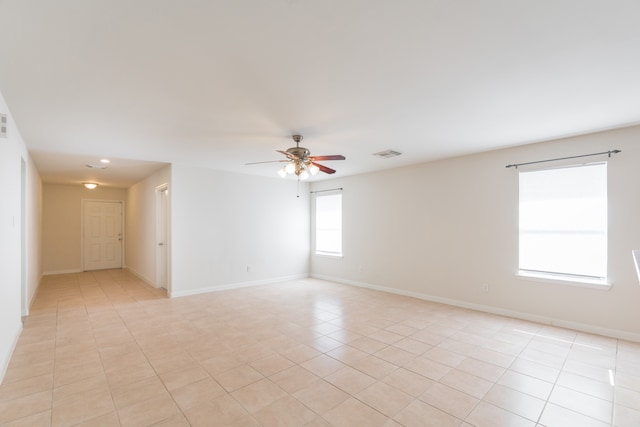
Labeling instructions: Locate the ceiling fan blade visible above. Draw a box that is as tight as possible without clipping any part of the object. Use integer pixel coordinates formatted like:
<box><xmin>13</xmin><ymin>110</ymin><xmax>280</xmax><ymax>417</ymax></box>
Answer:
<box><xmin>277</xmin><ymin>150</ymin><xmax>298</xmax><ymax>160</ymax></box>
<box><xmin>312</xmin><ymin>162</ymin><xmax>336</xmax><ymax>174</ymax></box>
<box><xmin>309</xmin><ymin>155</ymin><xmax>345</xmax><ymax>161</ymax></box>
<box><xmin>245</xmin><ymin>160</ymin><xmax>289</xmax><ymax>165</ymax></box>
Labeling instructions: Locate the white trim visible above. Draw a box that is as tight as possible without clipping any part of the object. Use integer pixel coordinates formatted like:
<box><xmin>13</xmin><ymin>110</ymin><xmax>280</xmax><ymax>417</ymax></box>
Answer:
<box><xmin>124</xmin><ymin>266</ymin><xmax>155</xmax><ymax>288</ymax></box>
<box><xmin>20</xmin><ymin>157</ymin><xmax>27</xmax><ymax>317</ymax></box>
<box><xmin>310</xmin><ymin>273</ymin><xmax>640</xmax><ymax>343</ymax></box>
<box><xmin>518</xmin><ymin>163</ymin><xmax>608</xmax><ymax>283</ymax></box>
<box><xmin>43</xmin><ymin>268</ymin><xmax>83</xmax><ymax>276</ymax></box>
<box><xmin>0</xmin><ymin>322</ymin><xmax>22</xmax><ymax>384</ymax></box>
<box><xmin>155</xmin><ymin>184</ymin><xmax>169</xmax><ymax>292</ymax></box>
<box><xmin>170</xmin><ymin>274</ymin><xmax>309</xmax><ymax>298</ymax></box>
<box><xmin>313</xmin><ymin>191</ymin><xmax>343</xmax><ymax>258</ymax></box>
<box><xmin>517</xmin><ymin>272</ymin><xmax>611</xmax><ymax>290</ymax></box>
<box><xmin>314</xmin><ymin>252</ymin><xmax>343</xmax><ymax>259</ymax></box>
<box><xmin>27</xmin><ymin>272</ymin><xmax>43</xmax><ymax>315</ymax></box>
<box><xmin>632</xmin><ymin>250</ymin><xmax>640</xmax><ymax>285</ymax></box>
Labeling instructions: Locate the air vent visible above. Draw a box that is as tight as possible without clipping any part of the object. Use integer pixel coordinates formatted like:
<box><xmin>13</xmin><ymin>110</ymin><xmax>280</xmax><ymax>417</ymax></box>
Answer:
<box><xmin>86</xmin><ymin>163</ymin><xmax>108</xmax><ymax>169</ymax></box>
<box><xmin>0</xmin><ymin>114</ymin><xmax>7</xmax><ymax>138</ymax></box>
<box><xmin>373</xmin><ymin>149</ymin><xmax>402</xmax><ymax>159</ymax></box>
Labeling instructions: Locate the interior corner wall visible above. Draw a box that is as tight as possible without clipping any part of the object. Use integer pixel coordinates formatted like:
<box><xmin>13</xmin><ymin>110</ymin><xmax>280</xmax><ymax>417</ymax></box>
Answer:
<box><xmin>25</xmin><ymin>154</ymin><xmax>42</xmax><ymax>314</ymax></box>
<box><xmin>310</xmin><ymin>125</ymin><xmax>640</xmax><ymax>341</ymax></box>
<box><xmin>0</xmin><ymin>91</ymin><xmax>42</xmax><ymax>383</ymax></box>
<box><xmin>125</xmin><ymin>165</ymin><xmax>171</xmax><ymax>286</ymax></box>
<box><xmin>170</xmin><ymin>164</ymin><xmax>310</xmax><ymax>297</ymax></box>
<box><xmin>42</xmin><ymin>184</ymin><xmax>128</xmax><ymax>274</ymax></box>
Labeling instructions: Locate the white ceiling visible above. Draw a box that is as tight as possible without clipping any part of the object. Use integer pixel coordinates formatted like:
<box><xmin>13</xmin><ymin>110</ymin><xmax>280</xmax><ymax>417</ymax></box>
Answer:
<box><xmin>1</xmin><ymin>0</ymin><xmax>639</xmax><ymax>187</ymax></box>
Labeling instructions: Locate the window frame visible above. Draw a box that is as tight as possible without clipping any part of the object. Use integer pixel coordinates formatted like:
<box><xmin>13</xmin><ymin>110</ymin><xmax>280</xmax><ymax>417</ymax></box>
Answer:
<box><xmin>517</xmin><ymin>162</ymin><xmax>610</xmax><ymax>288</ymax></box>
<box><xmin>313</xmin><ymin>190</ymin><xmax>343</xmax><ymax>257</ymax></box>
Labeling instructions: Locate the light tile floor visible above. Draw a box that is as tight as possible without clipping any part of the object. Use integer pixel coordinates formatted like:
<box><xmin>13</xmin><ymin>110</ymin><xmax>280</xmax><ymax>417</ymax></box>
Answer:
<box><xmin>1</xmin><ymin>270</ymin><xmax>639</xmax><ymax>426</ymax></box>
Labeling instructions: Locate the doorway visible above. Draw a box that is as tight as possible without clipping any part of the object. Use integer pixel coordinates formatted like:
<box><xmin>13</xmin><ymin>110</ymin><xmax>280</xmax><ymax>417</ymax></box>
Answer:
<box><xmin>82</xmin><ymin>200</ymin><xmax>123</xmax><ymax>271</ymax></box>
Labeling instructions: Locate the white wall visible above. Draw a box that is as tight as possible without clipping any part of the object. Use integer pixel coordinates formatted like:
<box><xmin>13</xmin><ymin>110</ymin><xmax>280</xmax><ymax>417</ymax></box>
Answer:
<box><xmin>0</xmin><ymin>92</ymin><xmax>41</xmax><ymax>383</ymax></box>
<box><xmin>42</xmin><ymin>184</ymin><xmax>127</xmax><ymax>274</ymax></box>
<box><xmin>170</xmin><ymin>164</ymin><xmax>310</xmax><ymax>297</ymax></box>
<box><xmin>311</xmin><ymin>125</ymin><xmax>640</xmax><ymax>341</ymax></box>
<box><xmin>24</xmin><ymin>154</ymin><xmax>42</xmax><ymax>314</ymax></box>
<box><xmin>125</xmin><ymin>165</ymin><xmax>171</xmax><ymax>286</ymax></box>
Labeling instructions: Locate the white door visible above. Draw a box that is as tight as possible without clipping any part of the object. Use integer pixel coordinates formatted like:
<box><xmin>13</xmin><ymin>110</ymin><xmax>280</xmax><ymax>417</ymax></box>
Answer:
<box><xmin>156</xmin><ymin>186</ymin><xmax>168</xmax><ymax>289</ymax></box>
<box><xmin>83</xmin><ymin>200</ymin><xmax>123</xmax><ymax>271</ymax></box>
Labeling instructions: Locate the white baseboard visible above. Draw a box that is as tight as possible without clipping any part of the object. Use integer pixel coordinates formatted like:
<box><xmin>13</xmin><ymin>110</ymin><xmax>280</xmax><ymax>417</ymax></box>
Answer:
<box><xmin>170</xmin><ymin>274</ymin><xmax>309</xmax><ymax>298</ymax></box>
<box><xmin>0</xmin><ymin>322</ymin><xmax>22</xmax><ymax>385</ymax></box>
<box><xmin>311</xmin><ymin>274</ymin><xmax>640</xmax><ymax>343</ymax></box>
<box><xmin>124</xmin><ymin>266</ymin><xmax>156</xmax><ymax>288</ymax></box>
<box><xmin>42</xmin><ymin>269</ymin><xmax>82</xmax><ymax>276</ymax></box>
<box><xmin>22</xmin><ymin>272</ymin><xmax>44</xmax><ymax>317</ymax></box>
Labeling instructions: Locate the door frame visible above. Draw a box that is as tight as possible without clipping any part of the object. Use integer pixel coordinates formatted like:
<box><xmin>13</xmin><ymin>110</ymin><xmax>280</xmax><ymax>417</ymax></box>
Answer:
<box><xmin>81</xmin><ymin>199</ymin><xmax>125</xmax><ymax>271</ymax></box>
<box><xmin>20</xmin><ymin>158</ymin><xmax>27</xmax><ymax>316</ymax></box>
<box><xmin>155</xmin><ymin>184</ymin><xmax>169</xmax><ymax>292</ymax></box>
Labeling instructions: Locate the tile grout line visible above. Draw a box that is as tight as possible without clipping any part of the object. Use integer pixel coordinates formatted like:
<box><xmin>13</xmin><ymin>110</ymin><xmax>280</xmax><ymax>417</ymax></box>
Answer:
<box><xmin>459</xmin><ymin>324</ymin><xmax>535</xmax><ymax>426</ymax></box>
<box><xmin>91</xmin><ymin>270</ymin><xmax>128</xmax><ymax>427</ymax></box>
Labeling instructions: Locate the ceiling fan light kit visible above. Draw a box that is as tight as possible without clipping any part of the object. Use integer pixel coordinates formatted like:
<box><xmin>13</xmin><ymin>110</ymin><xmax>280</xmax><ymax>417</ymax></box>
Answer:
<box><xmin>246</xmin><ymin>135</ymin><xmax>345</xmax><ymax>180</ymax></box>
<box><xmin>278</xmin><ymin>155</ymin><xmax>319</xmax><ymax>180</ymax></box>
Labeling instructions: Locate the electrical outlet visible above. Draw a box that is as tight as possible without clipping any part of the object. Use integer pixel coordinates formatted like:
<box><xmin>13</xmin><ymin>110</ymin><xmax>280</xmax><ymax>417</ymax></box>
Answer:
<box><xmin>482</xmin><ymin>283</ymin><xmax>489</xmax><ymax>292</ymax></box>
<box><xmin>246</xmin><ymin>265</ymin><xmax>251</xmax><ymax>273</ymax></box>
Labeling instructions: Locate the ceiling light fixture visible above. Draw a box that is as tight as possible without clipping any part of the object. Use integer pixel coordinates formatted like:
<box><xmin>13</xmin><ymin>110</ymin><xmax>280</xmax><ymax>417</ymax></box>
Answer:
<box><xmin>275</xmin><ymin>135</ymin><xmax>324</xmax><ymax>180</ymax></box>
<box><xmin>100</xmin><ymin>158</ymin><xmax>110</xmax><ymax>164</ymax></box>
<box><xmin>278</xmin><ymin>158</ymin><xmax>319</xmax><ymax>180</ymax></box>
<box><xmin>246</xmin><ymin>135</ymin><xmax>345</xmax><ymax>178</ymax></box>
<box><xmin>83</xmin><ymin>183</ymin><xmax>98</xmax><ymax>189</ymax></box>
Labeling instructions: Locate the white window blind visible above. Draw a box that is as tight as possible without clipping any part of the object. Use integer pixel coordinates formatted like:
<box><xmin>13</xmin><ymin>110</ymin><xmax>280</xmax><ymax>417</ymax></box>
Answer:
<box><xmin>519</xmin><ymin>163</ymin><xmax>607</xmax><ymax>282</ymax></box>
<box><xmin>315</xmin><ymin>192</ymin><xmax>342</xmax><ymax>256</ymax></box>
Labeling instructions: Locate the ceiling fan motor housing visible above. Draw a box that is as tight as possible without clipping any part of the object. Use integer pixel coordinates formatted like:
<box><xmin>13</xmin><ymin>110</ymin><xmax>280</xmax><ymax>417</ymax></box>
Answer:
<box><xmin>286</xmin><ymin>146</ymin><xmax>311</xmax><ymax>159</ymax></box>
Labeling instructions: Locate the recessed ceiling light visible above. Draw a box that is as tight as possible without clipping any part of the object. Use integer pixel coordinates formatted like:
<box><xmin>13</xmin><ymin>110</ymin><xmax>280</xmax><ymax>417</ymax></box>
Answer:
<box><xmin>100</xmin><ymin>158</ymin><xmax>110</xmax><ymax>164</ymax></box>
<box><xmin>83</xmin><ymin>183</ymin><xmax>98</xmax><ymax>189</ymax></box>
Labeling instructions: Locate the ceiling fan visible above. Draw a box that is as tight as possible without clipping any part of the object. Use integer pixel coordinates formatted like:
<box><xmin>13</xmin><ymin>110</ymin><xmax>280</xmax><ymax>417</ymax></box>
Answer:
<box><xmin>246</xmin><ymin>135</ymin><xmax>346</xmax><ymax>179</ymax></box>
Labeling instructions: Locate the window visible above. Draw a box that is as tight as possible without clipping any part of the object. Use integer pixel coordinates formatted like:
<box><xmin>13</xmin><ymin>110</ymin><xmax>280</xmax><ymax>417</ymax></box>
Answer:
<box><xmin>315</xmin><ymin>192</ymin><xmax>342</xmax><ymax>256</ymax></box>
<box><xmin>519</xmin><ymin>163</ymin><xmax>607</xmax><ymax>284</ymax></box>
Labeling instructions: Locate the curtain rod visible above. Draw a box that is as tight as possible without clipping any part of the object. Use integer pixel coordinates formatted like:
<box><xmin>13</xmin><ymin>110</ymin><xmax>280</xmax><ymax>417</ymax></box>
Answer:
<box><xmin>310</xmin><ymin>187</ymin><xmax>343</xmax><ymax>194</ymax></box>
<box><xmin>505</xmin><ymin>149</ymin><xmax>621</xmax><ymax>169</ymax></box>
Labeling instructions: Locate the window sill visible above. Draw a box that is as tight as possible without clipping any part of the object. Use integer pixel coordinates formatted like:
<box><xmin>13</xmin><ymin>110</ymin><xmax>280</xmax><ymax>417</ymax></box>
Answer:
<box><xmin>517</xmin><ymin>271</ymin><xmax>611</xmax><ymax>290</ymax></box>
<box><xmin>314</xmin><ymin>252</ymin><xmax>343</xmax><ymax>259</ymax></box>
